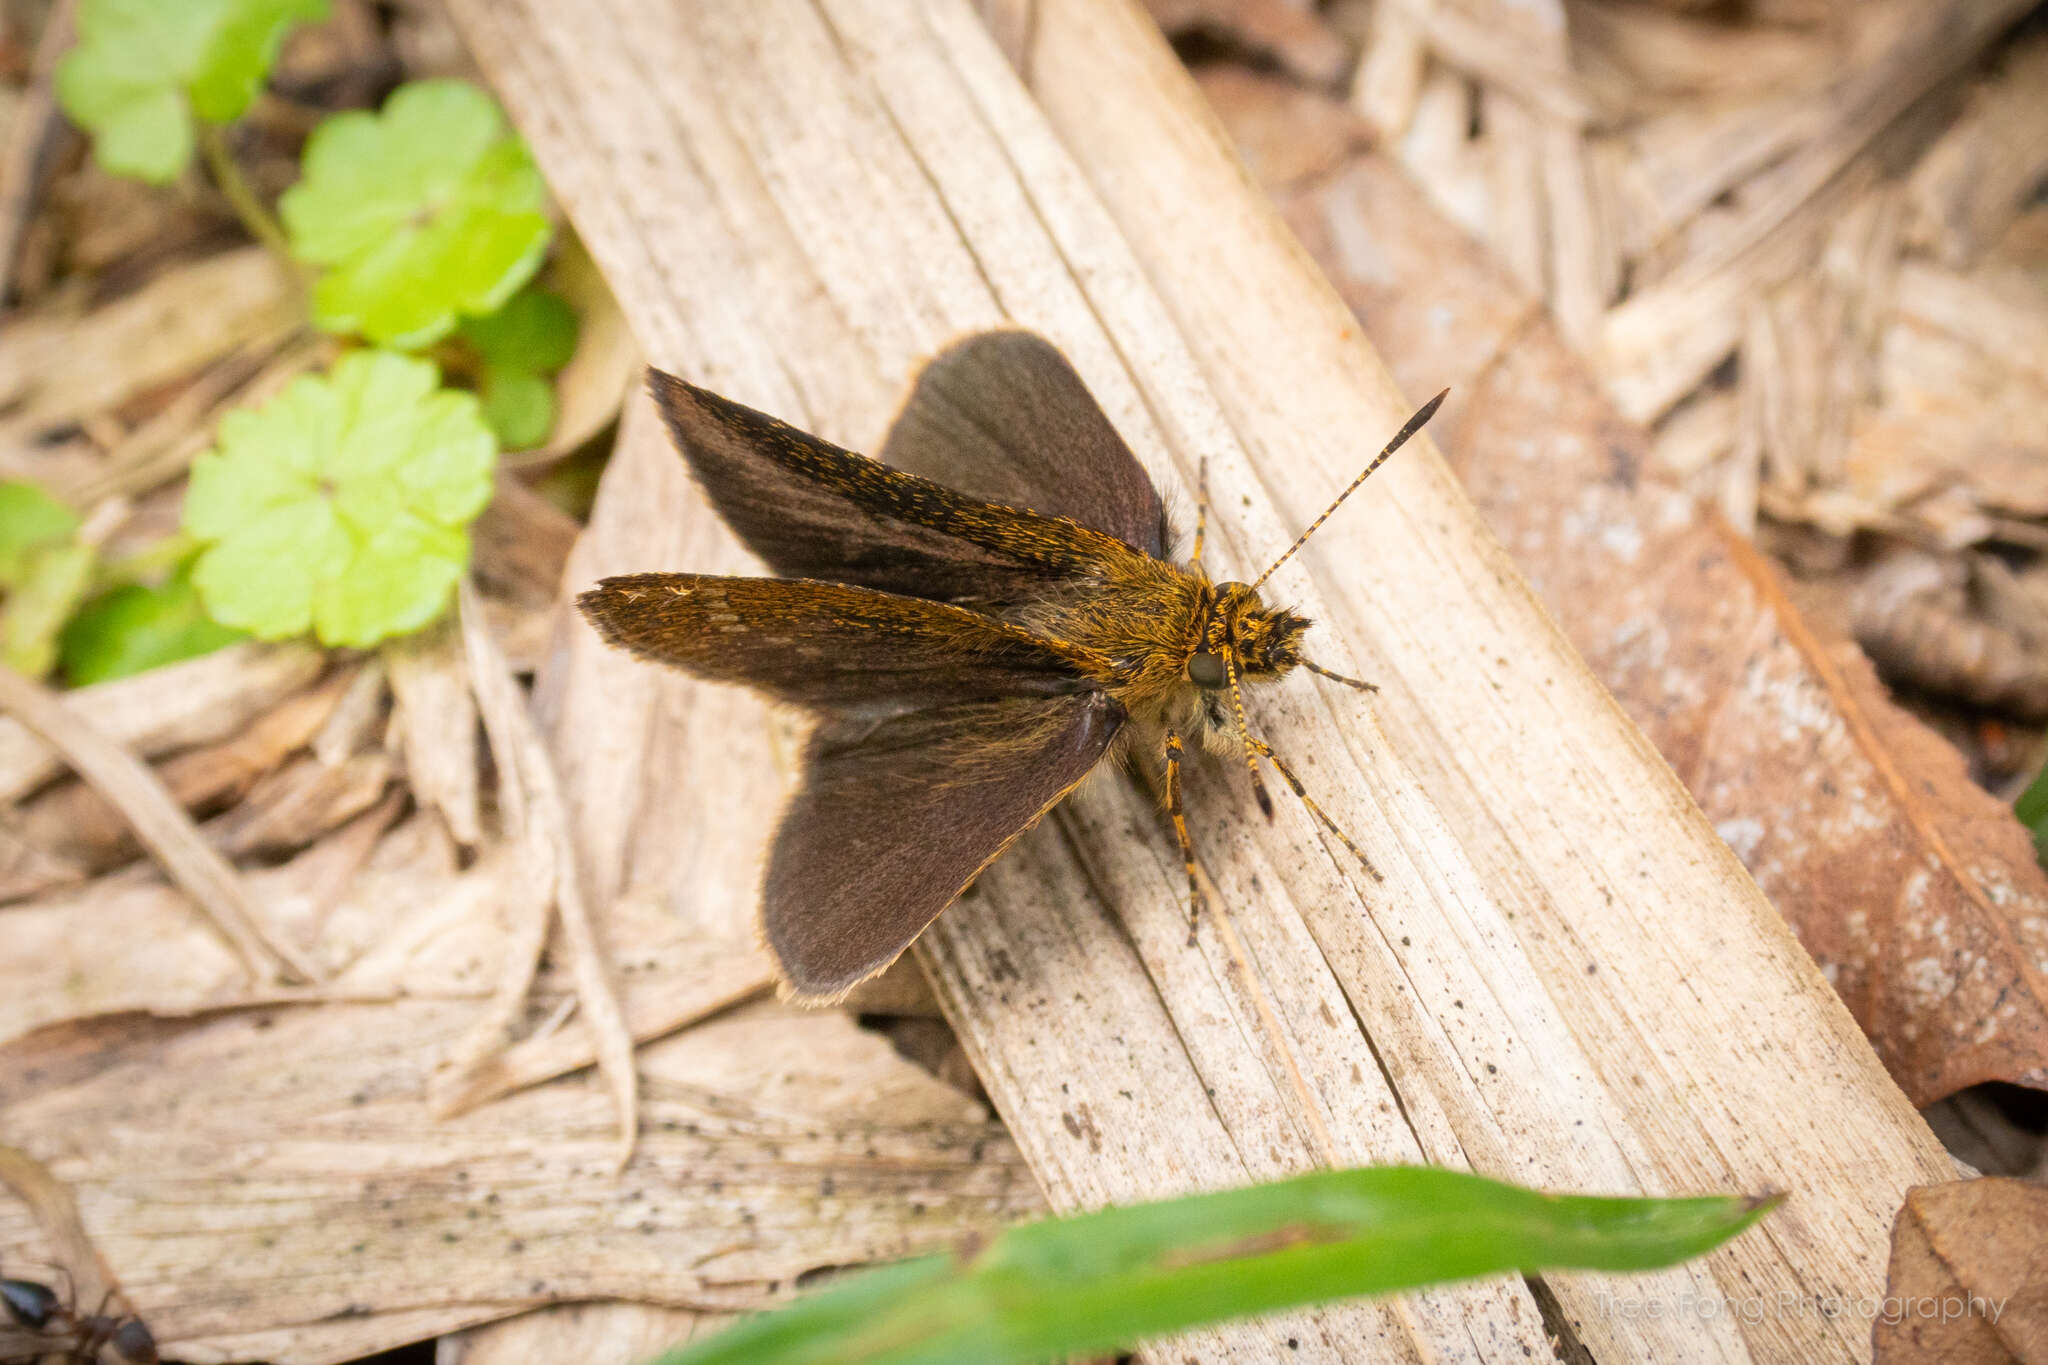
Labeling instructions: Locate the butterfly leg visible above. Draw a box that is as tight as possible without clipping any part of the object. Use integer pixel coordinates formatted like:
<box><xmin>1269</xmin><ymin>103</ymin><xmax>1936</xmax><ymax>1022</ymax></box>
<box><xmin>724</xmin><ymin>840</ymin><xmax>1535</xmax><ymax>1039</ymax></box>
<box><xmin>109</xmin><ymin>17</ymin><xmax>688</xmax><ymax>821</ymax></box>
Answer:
<box><xmin>1164</xmin><ymin>729</ymin><xmax>1203</xmax><ymax>944</ymax></box>
<box><xmin>1245</xmin><ymin>734</ymin><xmax>1383</xmax><ymax>882</ymax></box>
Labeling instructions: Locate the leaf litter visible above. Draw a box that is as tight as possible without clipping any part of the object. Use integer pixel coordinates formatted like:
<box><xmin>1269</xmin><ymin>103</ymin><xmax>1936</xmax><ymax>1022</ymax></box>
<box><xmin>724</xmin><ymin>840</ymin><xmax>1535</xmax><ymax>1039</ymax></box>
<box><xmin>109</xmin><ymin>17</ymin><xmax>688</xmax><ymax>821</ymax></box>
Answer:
<box><xmin>6</xmin><ymin>0</ymin><xmax>2048</xmax><ymax>1359</ymax></box>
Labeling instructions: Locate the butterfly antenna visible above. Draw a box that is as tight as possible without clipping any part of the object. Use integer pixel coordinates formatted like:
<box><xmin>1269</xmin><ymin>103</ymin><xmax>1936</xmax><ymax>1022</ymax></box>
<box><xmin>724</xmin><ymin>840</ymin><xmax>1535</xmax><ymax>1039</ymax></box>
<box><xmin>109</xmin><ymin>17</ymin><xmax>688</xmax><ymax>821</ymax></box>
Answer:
<box><xmin>1224</xmin><ymin>649</ymin><xmax>1274</xmax><ymax>819</ymax></box>
<box><xmin>1248</xmin><ymin>388</ymin><xmax>1447</xmax><ymax>592</ymax></box>
<box><xmin>1302</xmin><ymin>659</ymin><xmax>1378</xmax><ymax>692</ymax></box>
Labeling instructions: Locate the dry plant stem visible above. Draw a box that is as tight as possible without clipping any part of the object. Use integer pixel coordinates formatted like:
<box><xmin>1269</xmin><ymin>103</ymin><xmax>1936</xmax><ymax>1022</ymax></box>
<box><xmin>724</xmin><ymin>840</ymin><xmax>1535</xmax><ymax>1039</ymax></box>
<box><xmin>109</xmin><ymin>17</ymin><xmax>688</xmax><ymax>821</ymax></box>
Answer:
<box><xmin>0</xmin><ymin>0</ymin><xmax>76</xmax><ymax>304</ymax></box>
<box><xmin>0</xmin><ymin>1140</ymin><xmax>125</xmax><ymax>1315</ymax></box>
<box><xmin>195</xmin><ymin>121</ymin><xmax>291</xmax><ymax>260</ymax></box>
<box><xmin>0</xmin><ymin>665</ymin><xmax>315</xmax><ymax>983</ymax></box>
<box><xmin>428</xmin><ymin>924</ymin><xmax>770</xmax><ymax>1116</ymax></box>
<box><xmin>16</xmin><ymin>668</ymin><xmax>354</xmax><ymax>869</ymax></box>
<box><xmin>384</xmin><ymin>617</ymin><xmax>483</xmax><ymax>848</ymax></box>
<box><xmin>456</xmin><ymin>580</ymin><xmax>638</xmax><ymax>1163</ymax></box>
<box><xmin>432</xmin><ymin>843</ymin><xmax>552</xmax><ymax>1102</ymax></box>
<box><xmin>432</xmin><ymin>397</ymin><xmax>783</xmax><ymax>1116</ymax></box>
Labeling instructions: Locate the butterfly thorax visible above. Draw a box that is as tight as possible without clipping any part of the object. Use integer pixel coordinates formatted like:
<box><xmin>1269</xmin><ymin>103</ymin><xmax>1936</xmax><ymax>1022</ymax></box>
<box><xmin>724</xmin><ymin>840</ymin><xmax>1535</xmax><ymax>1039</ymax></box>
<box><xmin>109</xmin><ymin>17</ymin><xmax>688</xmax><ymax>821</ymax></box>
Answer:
<box><xmin>1012</xmin><ymin>558</ymin><xmax>1308</xmax><ymax>749</ymax></box>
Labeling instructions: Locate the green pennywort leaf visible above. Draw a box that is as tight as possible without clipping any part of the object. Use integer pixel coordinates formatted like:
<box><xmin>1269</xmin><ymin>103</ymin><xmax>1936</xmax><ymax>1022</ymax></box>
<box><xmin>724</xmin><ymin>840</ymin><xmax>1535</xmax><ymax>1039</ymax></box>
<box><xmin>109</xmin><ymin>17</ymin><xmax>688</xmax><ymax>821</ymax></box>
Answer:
<box><xmin>183</xmin><ymin>349</ymin><xmax>496</xmax><ymax>648</ymax></box>
<box><xmin>2015</xmin><ymin>759</ymin><xmax>2048</xmax><ymax>866</ymax></box>
<box><xmin>657</xmin><ymin>1167</ymin><xmax>1779</xmax><ymax>1365</ymax></box>
<box><xmin>460</xmin><ymin>286</ymin><xmax>579</xmax><ymax>374</ymax></box>
<box><xmin>3</xmin><ymin>543</ymin><xmax>98</xmax><ymax>679</ymax></box>
<box><xmin>56</xmin><ymin>0</ymin><xmax>329</xmax><ymax>183</ymax></box>
<box><xmin>61</xmin><ymin>567</ymin><xmax>245</xmax><ymax>685</ymax></box>
<box><xmin>282</xmin><ymin>79</ymin><xmax>552</xmax><ymax>349</ymax></box>
<box><xmin>477</xmin><ymin>364</ymin><xmax>556</xmax><ymax>451</ymax></box>
<box><xmin>0</xmin><ymin>481</ymin><xmax>81</xmax><ymax>587</ymax></box>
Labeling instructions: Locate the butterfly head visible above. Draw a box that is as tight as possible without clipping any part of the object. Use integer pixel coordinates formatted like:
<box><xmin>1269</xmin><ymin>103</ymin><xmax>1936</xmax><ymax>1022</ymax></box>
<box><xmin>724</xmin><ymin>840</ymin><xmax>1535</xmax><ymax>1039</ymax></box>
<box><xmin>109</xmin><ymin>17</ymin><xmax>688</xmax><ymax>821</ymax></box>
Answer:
<box><xmin>1189</xmin><ymin>582</ymin><xmax>1309</xmax><ymax>688</ymax></box>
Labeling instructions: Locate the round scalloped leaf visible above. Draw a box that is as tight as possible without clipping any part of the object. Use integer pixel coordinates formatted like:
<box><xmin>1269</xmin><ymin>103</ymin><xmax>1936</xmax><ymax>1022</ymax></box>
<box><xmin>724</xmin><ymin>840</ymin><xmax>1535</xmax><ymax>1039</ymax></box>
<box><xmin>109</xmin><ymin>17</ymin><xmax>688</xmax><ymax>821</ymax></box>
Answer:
<box><xmin>0</xmin><ymin>481</ymin><xmax>81</xmax><ymax>586</ymax></box>
<box><xmin>478</xmin><ymin>364</ymin><xmax>556</xmax><ymax>451</ymax></box>
<box><xmin>56</xmin><ymin>0</ymin><xmax>329</xmax><ymax>184</ymax></box>
<box><xmin>2</xmin><ymin>543</ymin><xmax>97</xmax><ymax>679</ymax></box>
<box><xmin>61</xmin><ymin>569</ymin><xmax>244</xmax><ymax>686</ymax></box>
<box><xmin>461</xmin><ymin>287</ymin><xmax>579</xmax><ymax>374</ymax></box>
<box><xmin>184</xmin><ymin>350</ymin><xmax>497</xmax><ymax>648</ymax></box>
<box><xmin>282</xmin><ymin>80</ymin><xmax>553</xmax><ymax>349</ymax></box>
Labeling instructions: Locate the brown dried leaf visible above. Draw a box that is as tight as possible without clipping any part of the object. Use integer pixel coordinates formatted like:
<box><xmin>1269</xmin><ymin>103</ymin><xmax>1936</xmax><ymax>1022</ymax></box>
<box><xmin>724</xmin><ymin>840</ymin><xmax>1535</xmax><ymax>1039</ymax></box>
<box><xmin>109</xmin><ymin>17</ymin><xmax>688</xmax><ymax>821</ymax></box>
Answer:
<box><xmin>0</xmin><ymin>808</ymin><xmax>493</xmax><ymax>1045</ymax></box>
<box><xmin>0</xmin><ymin>642</ymin><xmax>324</xmax><ymax>805</ymax></box>
<box><xmin>430</xmin><ymin>900</ymin><xmax>774</xmax><ymax>1117</ymax></box>
<box><xmin>473</xmin><ymin>474</ymin><xmax>581</xmax><ymax>609</ymax></box>
<box><xmin>1847</xmin><ymin>550</ymin><xmax>2048</xmax><ymax>719</ymax></box>
<box><xmin>1255</xmin><ymin>109</ymin><xmax>2048</xmax><ymax>1102</ymax></box>
<box><xmin>1875</xmin><ymin>1178</ymin><xmax>2048</xmax><ymax>1364</ymax></box>
<box><xmin>0</xmin><ymin>247</ymin><xmax>299</xmax><ymax>442</ymax></box>
<box><xmin>204</xmin><ymin>749</ymin><xmax>395</xmax><ymax>859</ymax></box>
<box><xmin>0</xmin><ymin>1141</ymin><xmax>137</xmax><ymax>1340</ymax></box>
<box><xmin>461</xmin><ymin>580</ymin><xmax>637</xmax><ymax>1162</ymax></box>
<box><xmin>0</xmin><ymin>663</ymin><xmax>316</xmax><ymax>983</ymax></box>
<box><xmin>1903</xmin><ymin>33</ymin><xmax>2048</xmax><ymax>271</ymax></box>
<box><xmin>12</xmin><ymin>669</ymin><xmax>353</xmax><ymax>873</ymax></box>
<box><xmin>448</xmin><ymin>1304</ymin><xmax>718</xmax><ymax>1365</ymax></box>
<box><xmin>1192</xmin><ymin>66</ymin><xmax>1371</xmax><ymax>190</ymax></box>
<box><xmin>1568</xmin><ymin>0</ymin><xmax>1837</xmax><ymax>107</ymax></box>
<box><xmin>1142</xmin><ymin>0</ymin><xmax>1351</xmax><ymax>86</ymax></box>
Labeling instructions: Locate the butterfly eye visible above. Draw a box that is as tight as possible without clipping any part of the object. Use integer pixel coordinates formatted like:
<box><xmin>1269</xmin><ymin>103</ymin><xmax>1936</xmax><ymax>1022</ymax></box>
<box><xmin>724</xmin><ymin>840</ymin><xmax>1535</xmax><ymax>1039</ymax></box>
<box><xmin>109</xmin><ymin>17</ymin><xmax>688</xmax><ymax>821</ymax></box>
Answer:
<box><xmin>1188</xmin><ymin>651</ymin><xmax>1227</xmax><ymax>688</ymax></box>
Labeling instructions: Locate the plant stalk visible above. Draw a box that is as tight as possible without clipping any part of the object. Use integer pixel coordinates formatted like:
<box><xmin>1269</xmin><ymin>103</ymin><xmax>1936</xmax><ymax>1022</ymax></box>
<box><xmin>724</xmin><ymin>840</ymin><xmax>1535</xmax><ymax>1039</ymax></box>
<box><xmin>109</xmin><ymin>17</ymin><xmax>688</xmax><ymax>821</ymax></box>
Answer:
<box><xmin>197</xmin><ymin>121</ymin><xmax>290</xmax><ymax>259</ymax></box>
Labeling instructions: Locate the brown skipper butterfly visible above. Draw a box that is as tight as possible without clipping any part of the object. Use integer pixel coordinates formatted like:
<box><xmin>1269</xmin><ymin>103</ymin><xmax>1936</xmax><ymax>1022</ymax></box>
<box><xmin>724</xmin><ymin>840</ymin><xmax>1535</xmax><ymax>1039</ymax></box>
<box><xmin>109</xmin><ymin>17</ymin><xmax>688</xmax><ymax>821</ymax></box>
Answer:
<box><xmin>579</xmin><ymin>331</ymin><xmax>1443</xmax><ymax>1001</ymax></box>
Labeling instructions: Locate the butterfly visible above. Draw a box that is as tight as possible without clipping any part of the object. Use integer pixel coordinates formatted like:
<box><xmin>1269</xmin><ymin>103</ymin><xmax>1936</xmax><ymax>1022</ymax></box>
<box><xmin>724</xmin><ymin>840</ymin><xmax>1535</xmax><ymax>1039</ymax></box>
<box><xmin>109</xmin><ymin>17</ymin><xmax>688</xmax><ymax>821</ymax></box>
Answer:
<box><xmin>579</xmin><ymin>330</ymin><xmax>1442</xmax><ymax>1001</ymax></box>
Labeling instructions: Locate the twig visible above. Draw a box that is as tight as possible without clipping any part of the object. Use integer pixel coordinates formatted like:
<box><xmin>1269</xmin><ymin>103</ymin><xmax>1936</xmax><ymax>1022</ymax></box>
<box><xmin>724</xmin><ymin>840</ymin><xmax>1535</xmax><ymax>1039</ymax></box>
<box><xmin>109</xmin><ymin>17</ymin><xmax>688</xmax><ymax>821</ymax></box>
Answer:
<box><xmin>0</xmin><ymin>665</ymin><xmax>317</xmax><ymax>984</ymax></box>
<box><xmin>0</xmin><ymin>0</ymin><xmax>77</xmax><ymax>305</ymax></box>
<box><xmin>456</xmin><ymin>581</ymin><xmax>638</xmax><ymax>1164</ymax></box>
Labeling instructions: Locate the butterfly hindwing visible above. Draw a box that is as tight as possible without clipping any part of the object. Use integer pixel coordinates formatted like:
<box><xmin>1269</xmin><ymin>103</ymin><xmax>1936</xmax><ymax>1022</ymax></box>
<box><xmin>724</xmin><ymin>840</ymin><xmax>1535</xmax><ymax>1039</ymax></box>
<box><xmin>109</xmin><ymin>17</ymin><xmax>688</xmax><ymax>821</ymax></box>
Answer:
<box><xmin>577</xmin><ymin>572</ymin><xmax>1105</xmax><ymax>708</ymax></box>
<box><xmin>881</xmin><ymin>330</ymin><xmax>1168</xmax><ymax>557</ymax></box>
<box><xmin>764</xmin><ymin>692</ymin><xmax>1125</xmax><ymax>998</ymax></box>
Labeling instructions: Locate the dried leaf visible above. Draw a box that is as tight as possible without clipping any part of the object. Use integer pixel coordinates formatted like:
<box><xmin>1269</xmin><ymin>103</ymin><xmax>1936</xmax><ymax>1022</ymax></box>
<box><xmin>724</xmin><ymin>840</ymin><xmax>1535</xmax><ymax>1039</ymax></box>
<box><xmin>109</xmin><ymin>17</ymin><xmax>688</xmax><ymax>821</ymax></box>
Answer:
<box><xmin>1903</xmin><ymin>34</ymin><xmax>2048</xmax><ymax>270</ymax></box>
<box><xmin>460</xmin><ymin>579</ymin><xmax>636</xmax><ymax>1163</ymax></box>
<box><xmin>12</xmin><ymin>668</ymin><xmax>352</xmax><ymax>872</ymax></box>
<box><xmin>1876</xmin><ymin>1179</ymin><xmax>2048</xmax><ymax>1364</ymax></box>
<box><xmin>1142</xmin><ymin>0</ymin><xmax>1350</xmax><ymax>86</ymax></box>
<box><xmin>0</xmin><ymin>641</ymin><xmax>324</xmax><ymax>805</ymax></box>
<box><xmin>1192</xmin><ymin>66</ymin><xmax>1370</xmax><ymax>191</ymax></box>
<box><xmin>0</xmin><ymin>247</ymin><xmax>299</xmax><ymax>442</ymax></box>
<box><xmin>0</xmin><ymin>663</ymin><xmax>316</xmax><ymax>983</ymax></box>
<box><xmin>1257</xmin><ymin>112</ymin><xmax>2048</xmax><ymax>1102</ymax></box>
<box><xmin>0</xmin><ymin>1002</ymin><xmax>1037</xmax><ymax>1363</ymax></box>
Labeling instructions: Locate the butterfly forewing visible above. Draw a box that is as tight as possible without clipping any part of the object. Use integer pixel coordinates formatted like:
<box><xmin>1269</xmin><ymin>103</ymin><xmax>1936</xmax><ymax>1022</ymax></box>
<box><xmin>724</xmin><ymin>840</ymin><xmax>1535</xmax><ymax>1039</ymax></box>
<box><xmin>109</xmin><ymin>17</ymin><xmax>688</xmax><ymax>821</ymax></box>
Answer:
<box><xmin>648</xmin><ymin>366</ymin><xmax>1150</xmax><ymax>606</ymax></box>
<box><xmin>880</xmin><ymin>331</ymin><xmax>1167</xmax><ymax>557</ymax></box>
<box><xmin>577</xmin><ymin>573</ymin><xmax>1106</xmax><ymax>708</ymax></box>
<box><xmin>766</xmin><ymin>692</ymin><xmax>1125</xmax><ymax>998</ymax></box>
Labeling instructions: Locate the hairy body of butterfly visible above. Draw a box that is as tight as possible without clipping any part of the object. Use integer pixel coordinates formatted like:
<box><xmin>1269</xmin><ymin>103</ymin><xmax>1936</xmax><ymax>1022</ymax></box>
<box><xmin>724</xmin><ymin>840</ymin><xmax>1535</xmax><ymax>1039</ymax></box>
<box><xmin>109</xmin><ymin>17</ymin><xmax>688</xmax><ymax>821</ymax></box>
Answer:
<box><xmin>580</xmin><ymin>330</ymin><xmax>1441</xmax><ymax>1001</ymax></box>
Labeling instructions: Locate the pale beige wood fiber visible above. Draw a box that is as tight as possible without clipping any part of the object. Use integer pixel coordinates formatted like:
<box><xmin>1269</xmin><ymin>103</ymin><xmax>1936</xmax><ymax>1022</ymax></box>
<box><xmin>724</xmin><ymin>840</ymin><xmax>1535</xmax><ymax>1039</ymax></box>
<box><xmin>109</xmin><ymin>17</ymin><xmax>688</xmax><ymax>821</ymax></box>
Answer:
<box><xmin>446</xmin><ymin>2</ymin><xmax>1955</xmax><ymax>1360</ymax></box>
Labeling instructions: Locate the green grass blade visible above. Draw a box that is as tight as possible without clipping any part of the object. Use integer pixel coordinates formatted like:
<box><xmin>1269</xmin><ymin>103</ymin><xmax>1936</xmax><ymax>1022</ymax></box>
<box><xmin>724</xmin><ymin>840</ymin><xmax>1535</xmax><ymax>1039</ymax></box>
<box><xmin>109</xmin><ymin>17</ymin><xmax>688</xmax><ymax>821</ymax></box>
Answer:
<box><xmin>2016</xmin><ymin>758</ymin><xmax>2048</xmax><ymax>864</ymax></box>
<box><xmin>651</xmin><ymin>1166</ymin><xmax>1779</xmax><ymax>1365</ymax></box>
